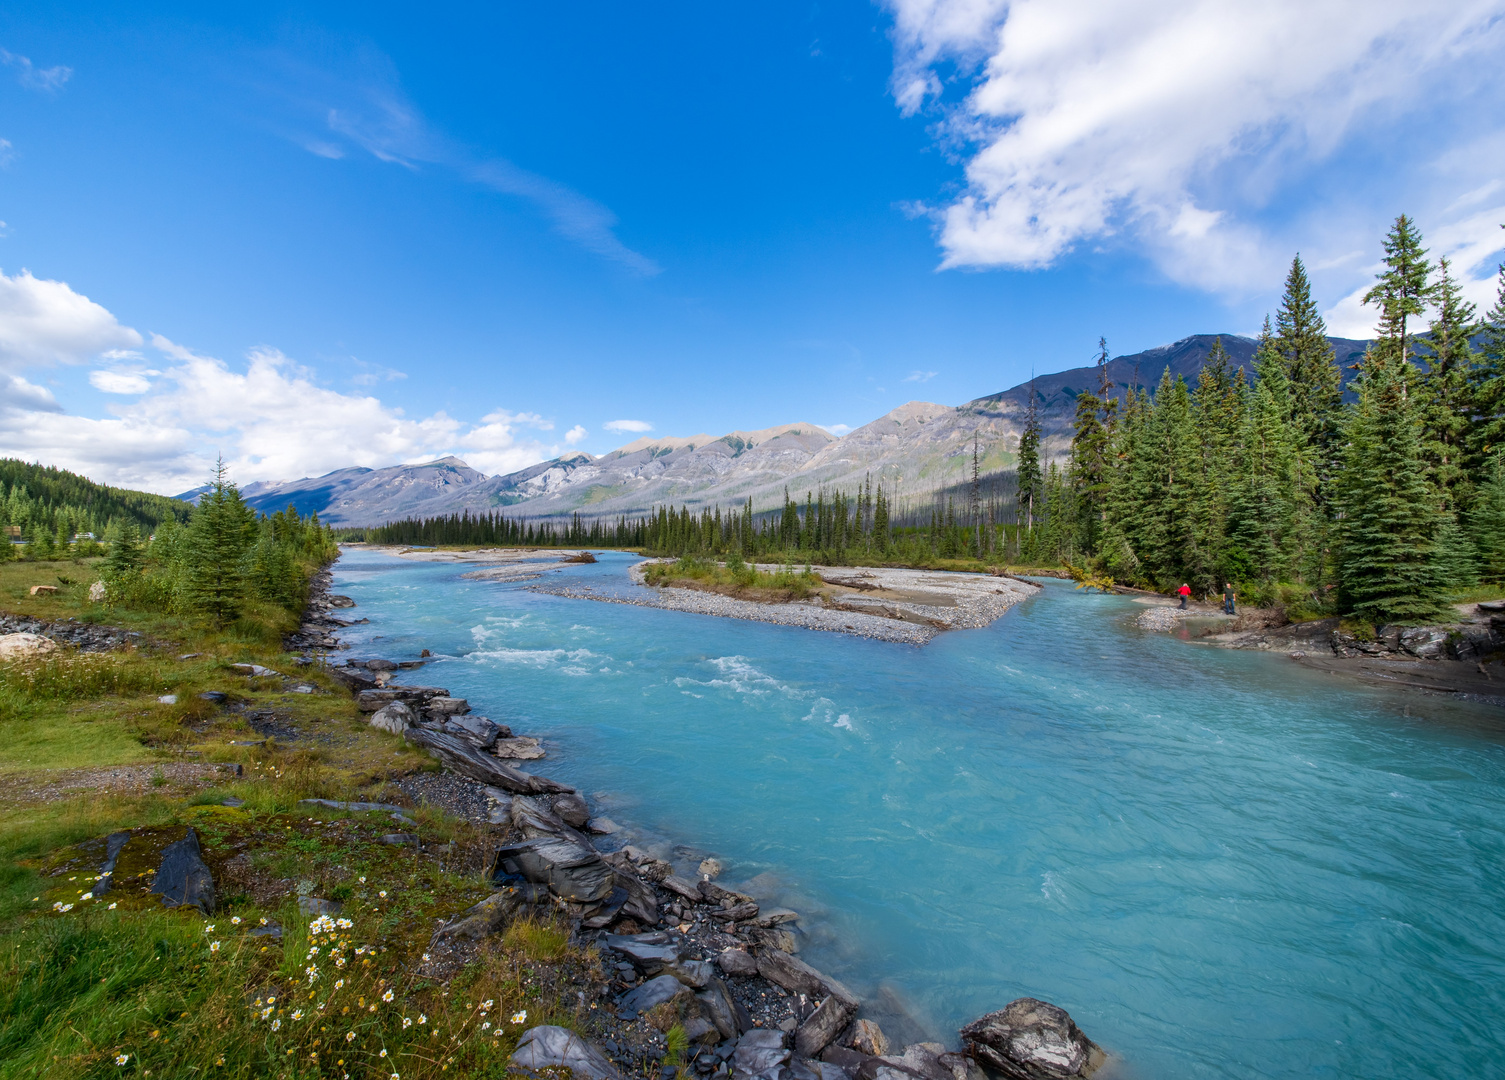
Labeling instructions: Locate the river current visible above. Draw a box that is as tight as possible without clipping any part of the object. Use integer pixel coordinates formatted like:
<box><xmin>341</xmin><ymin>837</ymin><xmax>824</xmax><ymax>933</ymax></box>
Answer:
<box><xmin>330</xmin><ymin>548</ymin><xmax>1505</xmax><ymax>1080</ymax></box>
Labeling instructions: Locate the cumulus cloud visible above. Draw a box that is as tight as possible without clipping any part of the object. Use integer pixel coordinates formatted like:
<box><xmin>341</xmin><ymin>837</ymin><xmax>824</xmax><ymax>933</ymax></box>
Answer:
<box><xmin>564</xmin><ymin>425</ymin><xmax>588</xmax><ymax>445</ymax></box>
<box><xmin>0</xmin><ymin>268</ymin><xmax>142</xmax><ymax>370</ymax></box>
<box><xmin>0</xmin><ymin>269</ymin><xmax>576</xmax><ymax>491</ymax></box>
<box><xmin>818</xmin><ymin>423</ymin><xmax>852</xmax><ymax>436</ymax></box>
<box><xmin>902</xmin><ymin>370</ymin><xmax>938</xmax><ymax>382</ymax></box>
<box><xmin>603</xmin><ymin>419</ymin><xmax>653</xmax><ymax>433</ymax></box>
<box><xmin>0</xmin><ymin>48</ymin><xmax>72</xmax><ymax>93</ymax></box>
<box><xmin>885</xmin><ymin>0</ymin><xmax>1505</xmax><ymax>294</ymax></box>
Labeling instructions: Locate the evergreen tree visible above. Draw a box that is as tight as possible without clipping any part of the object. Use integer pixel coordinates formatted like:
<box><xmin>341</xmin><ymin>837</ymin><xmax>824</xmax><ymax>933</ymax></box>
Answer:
<box><xmin>1362</xmin><ymin>214</ymin><xmax>1434</xmax><ymax>370</ymax></box>
<box><xmin>106</xmin><ymin>522</ymin><xmax>145</xmax><ymax>578</ymax></box>
<box><xmin>1274</xmin><ymin>255</ymin><xmax>1342</xmax><ymax>495</ymax></box>
<box><xmin>1470</xmin><ymin>449</ymin><xmax>1505</xmax><ymax>583</ymax></box>
<box><xmin>1336</xmin><ymin>349</ymin><xmax>1449</xmax><ymax>624</ymax></box>
<box><xmin>1419</xmin><ymin>256</ymin><xmax>1479</xmax><ymax>506</ymax></box>
<box><xmin>1470</xmin><ymin>254</ymin><xmax>1505</xmax><ymax>463</ymax></box>
<box><xmin>182</xmin><ymin>459</ymin><xmax>257</xmax><ymax>621</ymax></box>
<box><xmin>1430</xmin><ymin>512</ymin><xmax>1478</xmax><ymax>597</ymax></box>
<box><xmin>1016</xmin><ymin>375</ymin><xmax>1043</xmax><ymax>532</ymax></box>
<box><xmin>1226</xmin><ymin>347</ymin><xmax>1295</xmax><ymax>584</ymax></box>
<box><xmin>1188</xmin><ymin>339</ymin><xmax>1241</xmax><ymax>589</ymax></box>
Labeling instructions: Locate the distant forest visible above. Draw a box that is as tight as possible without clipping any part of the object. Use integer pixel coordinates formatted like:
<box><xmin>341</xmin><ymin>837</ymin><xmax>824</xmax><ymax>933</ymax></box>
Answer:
<box><xmin>365</xmin><ymin>215</ymin><xmax>1505</xmax><ymax>626</ymax></box>
<box><xmin>0</xmin><ymin>459</ymin><xmax>192</xmax><ymax>550</ymax></box>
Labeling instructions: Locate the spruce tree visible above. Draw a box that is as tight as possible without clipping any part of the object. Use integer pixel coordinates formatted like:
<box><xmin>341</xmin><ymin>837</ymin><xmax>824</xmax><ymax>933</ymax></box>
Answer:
<box><xmin>1275</xmin><ymin>255</ymin><xmax>1342</xmax><ymax>494</ymax></box>
<box><xmin>1189</xmin><ymin>339</ymin><xmax>1241</xmax><ymax>589</ymax></box>
<box><xmin>1336</xmin><ymin>349</ymin><xmax>1448</xmax><ymax>624</ymax></box>
<box><xmin>183</xmin><ymin>459</ymin><xmax>256</xmax><ymax>622</ymax></box>
<box><xmin>106</xmin><ymin>522</ymin><xmax>144</xmax><ymax>578</ymax></box>
<box><xmin>1362</xmin><ymin>214</ymin><xmax>1434</xmax><ymax>370</ymax></box>
<box><xmin>1016</xmin><ymin>375</ymin><xmax>1043</xmax><ymax>532</ymax></box>
<box><xmin>1419</xmin><ymin>257</ymin><xmax>1479</xmax><ymax>506</ymax></box>
<box><xmin>1470</xmin><ymin>449</ymin><xmax>1505</xmax><ymax>583</ymax></box>
<box><xmin>1470</xmin><ymin>256</ymin><xmax>1505</xmax><ymax>464</ymax></box>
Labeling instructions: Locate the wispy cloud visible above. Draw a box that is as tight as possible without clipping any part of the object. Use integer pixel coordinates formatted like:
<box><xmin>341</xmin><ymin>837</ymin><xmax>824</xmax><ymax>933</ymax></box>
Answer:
<box><xmin>604</xmin><ymin>419</ymin><xmax>653</xmax><ymax>433</ymax></box>
<box><xmin>255</xmin><ymin>45</ymin><xmax>658</xmax><ymax>275</ymax></box>
<box><xmin>902</xmin><ymin>370</ymin><xmax>938</xmax><ymax>382</ymax></box>
<box><xmin>0</xmin><ymin>47</ymin><xmax>72</xmax><ymax>93</ymax></box>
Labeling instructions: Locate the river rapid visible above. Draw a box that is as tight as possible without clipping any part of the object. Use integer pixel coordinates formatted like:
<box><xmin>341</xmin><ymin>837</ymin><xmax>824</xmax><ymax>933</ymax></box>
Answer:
<box><xmin>330</xmin><ymin>547</ymin><xmax>1505</xmax><ymax>1080</ymax></box>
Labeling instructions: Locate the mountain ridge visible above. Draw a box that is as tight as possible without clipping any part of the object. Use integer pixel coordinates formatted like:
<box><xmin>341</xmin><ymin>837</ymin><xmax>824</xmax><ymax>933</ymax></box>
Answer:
<box><xmin>226</xmin><ymin>333</ymin><xmax>1372</xmax><ymax>525</ymax></box>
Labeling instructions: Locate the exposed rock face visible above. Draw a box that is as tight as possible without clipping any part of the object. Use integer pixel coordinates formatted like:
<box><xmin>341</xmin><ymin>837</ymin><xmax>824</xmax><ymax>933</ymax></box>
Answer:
<box><xmin>441</xmin><ymin>714</ymin><xmax>500</xmax><ymax>747</ymax></box>
<box><xmin>491</xmin><ymin>837</ymin><xmax>615</xmax><ymax>902</ymax></box>
<box><xmin>510</xmin><ymin>1025</ymin><xmax>622</xmax><ymax>1080</ymax></box>
<box><xmin>959</xmin><ymin>999</ymin><xmax>1105</xmax><ymax>1080</ymax></box>
<box><xmin>848</xmin><ymin>1019</ymin><xmax>890</xmax><ymax>1057</ymax></box>
<box><xmin>619</xmin><ymin>973</ymin><xmax>694</xmax><ymax>1017</ymax></box>
<box><xmin>368</xmin><ymin>700</ymin><xmax>414</xmax><ymax>735</ymax></box>
<box><xmin>151</xmin><ymin>828</ymin><xmax>216</xmax><ymax>915</ymax></box>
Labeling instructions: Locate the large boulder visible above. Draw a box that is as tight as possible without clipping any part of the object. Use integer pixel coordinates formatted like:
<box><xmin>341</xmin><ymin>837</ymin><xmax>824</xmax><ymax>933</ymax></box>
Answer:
<box><xmin>551</xmin><ymin>792</ymin><xmax>590</xmax><ymax>828</ymax></box>
<box><xmin>491</xmin><ymin>838</ymin><xmax>615</xmax><ymax>902</ymax></box>
<box><xmin>443</xmin><ymin>714</ymin><xmax>501</xmax><ymax>748</ymax></box>
<box><xmin>601</xmin><ymin>932</ymin><xmax>681</xmax><ymax>973</ymax></box>
<box><xmin>718</xmin><ymin>947</ymin><xmax>759</xmax><ymax>976</ymax></box>
<box><xmin>151</xmin><ymin>828</ymin><xmax>216</xmax><ymax>915</ymax></box>
<box><xmin>0</xmin><ymin>632</ymin><xmax>57</xmax><ymax>659</ymax></box>
<box><xmin>425</xmin><ymin>696</ymin><xmax>470</xmax><ymax>716</ymax></box>
<box><xmin>510</xmin><ymin>1025</ymin><xmax>621</xmax><ymax>1080</ymax></box>
<box><xmin>959</xmin><ymin>999</ymin><xmax>1104</xmax><ymax>1080</ymax></box>
<box><xmin>368</xmin><ymin>700</ymin><xmax>415</xmax><ymax>735</ymax></box>
<box><xmin>494</xmin><ymin>736</ymin><xmax>546</xmax><ymax>760</ymax></box>
<box><xmin>512</xmin><ymin>795</ymin><xmax>589</xmax><ymax>843</ymax></box>
<box><xmin>404</xmin><ymin>727</ymin><xmax>571</xmax><ymax>794</ymax></box>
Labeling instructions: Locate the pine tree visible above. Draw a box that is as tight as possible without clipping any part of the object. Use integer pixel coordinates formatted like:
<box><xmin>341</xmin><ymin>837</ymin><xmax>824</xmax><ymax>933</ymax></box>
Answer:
<box><xmin>1016</xmin><ymin>375</ymin><xmax>1043</xmax><ymax>532</ymax></box>
<box><xmin>183</xmin><ymin>459</ymin><xmax>257</xmax><ymax>622</ymax></box>
<box><xmin>1336</xmin><ymin>349</ymin><xmax>1449</xmax><ymax>624</ymax></box>
<box><xmin>1362</xmin><ymin>214</ymin><xmax>1434</xmax><ymax>370</ymax></box>
<box><xmin>1470</xmin><ymin>449</ymin><xmax>1505</xmax><ymax>583</ymax></box>
<box><xmin>1469</xmin><ymin>254</ymin><xmax>1505</xmax><ymax>464</ymax></box>
<box><xmin>1419</xmin><ymin>256</ymin><xmax>1479</xmax><ymax>507</ymax></box>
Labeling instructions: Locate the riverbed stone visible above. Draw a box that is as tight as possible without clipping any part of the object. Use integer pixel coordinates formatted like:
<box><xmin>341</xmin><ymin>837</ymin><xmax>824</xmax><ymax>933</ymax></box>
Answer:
<box><xmin>151</xmin><ymin>828</ymin><xmax>216</xmax><ymax>915</ymax></box>
<box><xmin>848</xmin><ymin>1020</ymin><xmax>889</xmax><ymax>1057</ymax></box>
<box><xmin>697</xmin><ymin>977</ymin><xmax>751</xmax><ymax>1039</ymax></box>
<box><xmin>493</xmin><ymin>736</ymin><xmax>546</xmax><ymax>759</ymax></box>
<box><xmin>491</xmin><ymin>837</ymin><xmax>615</xmax><ymax>902</ymax></box>
<box><xmin>442</xmin><ymin>714</ymin><xmax>501</xmax><ymax>748</ymax></box>
<box><xmin>666</xmin><ymin>958</ymin><xmax>714</xmax><ymax>988</ymax></box>
<box><xmin>368</xmin><ymin>700</ymin><xmax>415</xmax><ymax>734</ymax></box>
<box><xmin>619</xmin><ymin>973</ymin><xmax>693</xmax><ymax>1017</ymax></box>
<box><xmin>717</xmin><ymin>947</ymin><xmax>759</xmax><ymax>976</ymax></box>
<box><xmin>510</xmin><ymin>1025</ymin><xmax>622</xmax><ymax>1080</ymax></box>
<box><xmin>601</xmin><ymin>932</ymin><xmax>681</xmax><ymax>972</ymax></box>
<box><xmin>797</xmin><ymin>994</ymin><xmax>858</xmax><ymax>1058</ymax></box>
<box><xmin>959</xmin><ymin>999</ymin><xmax>1105</xmax><ymax>1080</ymax></box>
<box><xmin>734</xmin><ymin>1030</ymin><xmax>791</xmax><ymax>1080</ymax></box>
<box><xmin>551</xmin><ymin>792</ymin><xmax>591</xmax><ymax>828</ymax></box>
<box><xmin>0</xmin><ymin>632</ymin><xmax>56</xmax><ymax>659</ymax></box>
<box><xmin>404</xmin><ymin>727</ymin><xmax>571</xmax><ymax>794</ymax></box>
<box><xmin>425</xmin><ymin>696</ymin><xmax>470</xmax><ymax>716</ymax></box>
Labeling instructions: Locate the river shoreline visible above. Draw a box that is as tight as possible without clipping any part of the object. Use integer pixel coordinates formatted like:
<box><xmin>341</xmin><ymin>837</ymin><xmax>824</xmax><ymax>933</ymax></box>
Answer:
<box><xmin>307</xmin><ymin>550</ymin><xmax>1095</xmax><ymax>1079</ymax></box>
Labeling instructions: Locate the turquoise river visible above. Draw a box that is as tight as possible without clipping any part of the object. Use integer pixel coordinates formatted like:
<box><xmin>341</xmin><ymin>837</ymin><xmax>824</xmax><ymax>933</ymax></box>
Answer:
<box><xmin>330</xmin><ymin>548</ymin><xmax>1505</xmax><ymax>1080</ymax></box>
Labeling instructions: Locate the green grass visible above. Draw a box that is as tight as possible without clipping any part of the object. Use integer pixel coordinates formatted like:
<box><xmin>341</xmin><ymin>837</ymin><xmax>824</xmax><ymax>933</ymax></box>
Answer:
<box><xmin>644</xmin><ymin>553</ymin><xmax>823</xmax><ymax>600</ymax></box>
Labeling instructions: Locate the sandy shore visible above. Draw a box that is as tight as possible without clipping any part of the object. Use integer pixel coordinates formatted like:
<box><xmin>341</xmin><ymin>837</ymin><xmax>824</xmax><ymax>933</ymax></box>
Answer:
<box><xmin>530</xmin><ymin>561</ymin><xmax>1041</xmax><ymax>644</ymax></box>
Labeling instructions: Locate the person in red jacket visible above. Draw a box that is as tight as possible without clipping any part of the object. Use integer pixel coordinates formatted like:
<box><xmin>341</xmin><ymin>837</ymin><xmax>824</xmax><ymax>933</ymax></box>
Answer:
<box><xmin>1178</xmin><ymin>582</ymin><xmax>1191</xmax><ymax>609</ymax></box>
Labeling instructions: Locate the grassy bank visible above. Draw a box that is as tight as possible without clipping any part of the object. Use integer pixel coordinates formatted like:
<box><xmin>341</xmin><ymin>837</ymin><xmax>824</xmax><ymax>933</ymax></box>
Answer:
<box><xmin>642</xmin><ymin>554</ymin><xmax>822</xmax><ymax>601</ymax></box>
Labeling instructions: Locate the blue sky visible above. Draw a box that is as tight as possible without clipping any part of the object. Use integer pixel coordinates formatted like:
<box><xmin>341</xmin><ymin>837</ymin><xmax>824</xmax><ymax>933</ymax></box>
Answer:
<box><xmin>1</xmin><ymin>1</ymin><xmax>1503</xmax><ymax>491</ymax></box>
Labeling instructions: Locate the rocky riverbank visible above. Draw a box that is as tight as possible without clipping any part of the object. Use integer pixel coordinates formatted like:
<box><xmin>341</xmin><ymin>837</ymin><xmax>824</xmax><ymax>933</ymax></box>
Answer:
<box><xmin>1132</xmin><ymin>595</ymin><xmax>1505</xmax><ymax>707</ymax></box>
<box><xmin>282</xmin><ymin>560</ymin><xmax>1107</xmax><ymax>1079</ymax></box>
<box><xmin>526</xmin><ymin>561</ymin><xmax>1040</xmax><ymax>645</ymax></box>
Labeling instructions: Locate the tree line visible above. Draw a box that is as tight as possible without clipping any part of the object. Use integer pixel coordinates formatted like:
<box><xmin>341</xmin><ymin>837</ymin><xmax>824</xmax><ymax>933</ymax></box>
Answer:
<box><xmin>1015</xmin><ymin>215</ymin><xmax>1505</xmax><ymax>624</ymax></box>
<box><xmin>0</xmin><ymin>459</ymin><xmax>192</xmax><ymax>559</ymax></box>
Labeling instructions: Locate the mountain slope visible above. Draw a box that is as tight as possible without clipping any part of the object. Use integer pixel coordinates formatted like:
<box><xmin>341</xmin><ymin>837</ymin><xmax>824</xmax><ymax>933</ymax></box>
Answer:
<box><xmin>232</xmin><ymin>333</ymin><xmax>1371</xmax><ymax>525</ymax></box>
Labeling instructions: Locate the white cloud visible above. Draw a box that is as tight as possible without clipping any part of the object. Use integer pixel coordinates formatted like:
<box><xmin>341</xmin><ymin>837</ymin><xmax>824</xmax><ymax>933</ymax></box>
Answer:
<box><xmin>564</xmin><ymin>424</ymin><xmax>588</xmax><ymax>445</ymax></box>
<box><xmin>0</xmin><ymin>268</ymin><xmax>142</xmax><ymax>370</ymax></box>
<box><xmin>0</xmin><ymin>48</ymin><xmax>72</xmax><ymax>93</ymax></box>
<box><xmin>604</xmin><ymin>419</ymin><xmax>653</xmax><ymax>433</ymax></box>
<box><xmin>885</xmin><ymin>0</ymin><xmax>1505</xmax><ymax>292</ymax></box>
<box><xmin>89</xmin><ymin>369</ymin><xmax>153</xmax><ymax>394</ymax></box>
<box><xmin>818</xmin><ymin>423</ymin><xmax>852</xmax><ymax>436</ymax></box>
<box><xmin>902</xmin><ymin>370</ymin><xmax>938</xmax><ymax>382</ymax></box>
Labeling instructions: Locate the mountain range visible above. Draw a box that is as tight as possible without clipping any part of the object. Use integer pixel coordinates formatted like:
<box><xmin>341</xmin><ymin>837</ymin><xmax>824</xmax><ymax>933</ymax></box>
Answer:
<box><xmin>220</xmin><ymin>333</ymin><xmax>1371</xmax><ymax>526</ymax></box>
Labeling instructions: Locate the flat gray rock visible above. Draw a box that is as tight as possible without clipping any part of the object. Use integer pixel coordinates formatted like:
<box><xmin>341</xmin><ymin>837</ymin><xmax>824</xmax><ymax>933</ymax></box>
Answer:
<box><xmin>443</xmin><ymin>714</ymin><xmax>501</xmax><ymax>748</ymax></box>
<box><xmin>491</xmin><ymin>837</ymin><xmax>615</xmax><ymax>902</ymax></box>
<box><xmin>619</xmin><ymin>973</ymin><xmax>692</xmax><ymax>1017</ymax></box>
<box><xmin>717</xmin><ymin>947</ymin><xmax>759</xmax><ymax>976</ymax></box>
<box><xmin>405</xmin><ymin>727</ymin><xmax>571</xmax><ymax>794</ymax></box>
<box><xmin>510</xmin><ymin>1025</ymin><xmax>622</xmax><ymax>1080</ymax></box>
<box><xmin>734</xmin><ymin>1029</ymin><xmax>791</xmax><ymax>1079</ymax></box>
<box><xmin>601</xmin><ymin>932</ymin><xmax>681</xmax><ymax>972</ymax></box>
<box><xmin>297</xmin><ymin>897</ymin><xmax>342</xmax><ymax>916</ymax></box>
<box><xmin>151</xmin><ymin>828</ymin><xmax>215</xmax><ymax>915</ymax></box>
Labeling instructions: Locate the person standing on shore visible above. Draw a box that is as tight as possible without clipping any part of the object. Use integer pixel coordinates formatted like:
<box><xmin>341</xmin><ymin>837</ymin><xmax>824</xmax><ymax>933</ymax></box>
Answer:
<box><xmin>1178</xmin><ymin>583</ymin><xmax>1191</xmax><ymax>609</ymax></box>
<box><xmin>1223</xmin><ymin>583</ymin><xmax>1236</xmax><ymax>615</ymax></box>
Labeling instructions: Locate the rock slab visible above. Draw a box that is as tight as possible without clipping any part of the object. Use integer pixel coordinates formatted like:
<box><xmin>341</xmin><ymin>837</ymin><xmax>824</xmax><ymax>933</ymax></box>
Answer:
<box><xmin>151</xmin><ymin>828</ymin><xmax>216</xmax><ymax>915</ymax></box>
<box><xmin>959</xmin><ymin>999</ymin><xmax>1105</xmax><ymax>1080</ymax></box>
<box><xmin>510</xmin><ymin>1025</ymin><xmax>622</xmax><ymax>1080</ymax></box>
